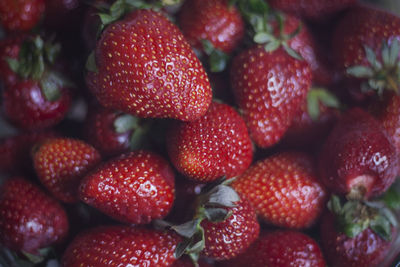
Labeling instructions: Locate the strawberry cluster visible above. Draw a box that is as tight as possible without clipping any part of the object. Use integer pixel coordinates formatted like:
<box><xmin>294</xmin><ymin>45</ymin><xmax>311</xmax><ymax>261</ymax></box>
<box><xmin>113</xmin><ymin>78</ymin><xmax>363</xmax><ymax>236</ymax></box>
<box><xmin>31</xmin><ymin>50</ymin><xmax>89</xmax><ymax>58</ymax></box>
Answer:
<box><xmin>1</xmin><ymin>0</ymin><xmax>400</xmax><ymax>266</ymax></box>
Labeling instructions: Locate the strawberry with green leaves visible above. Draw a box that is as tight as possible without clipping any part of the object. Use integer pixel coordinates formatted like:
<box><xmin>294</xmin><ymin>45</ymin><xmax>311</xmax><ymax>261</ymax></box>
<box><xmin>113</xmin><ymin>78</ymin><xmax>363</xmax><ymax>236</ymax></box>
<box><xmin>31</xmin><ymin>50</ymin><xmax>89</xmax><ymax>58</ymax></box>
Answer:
<box><xmin>167</xmin><ymin>101</ymin><xmax>253</xmax><ymax>182</ymax></box>
<box><xmin>333</xmin><ymin>5</ymin><xmax>400</xmax><ymax>97</ymax></box>
<box><xmin>1</xmin><ymin>35</ymin><xmax>73</xmax><ymax>130</ymax></box>
<box><xmin>232</xmin><ymin>151</ymin><xmax>327</xmax><ymax>229</ymax></box>
<box><xmin>86</xmin><ymin>1</ymin><xmax>212</xmax><ymax>121</ymax></box>
<box><xmin>0</xmin><ymin>177</ymin><xmax>69</xmax><ymax>255</ymax></box>
<box><xmin>33</xmin><ymin>138</ymin><xmax>101</xmax><ymax>203</ymax></box>
<box><xmin>220</xmin><ymin>230</ymin><xmax>326</xmax><ymax>267</ymax></box>
<box><xmin>79</xmin><ymin>150</ymin><xmax>175</xmax><ymax>224</ymax></box>
<box><xmin>61</xmin><ymin>226</ymin><xmax>180</xmax><ymax>266</ymax></box>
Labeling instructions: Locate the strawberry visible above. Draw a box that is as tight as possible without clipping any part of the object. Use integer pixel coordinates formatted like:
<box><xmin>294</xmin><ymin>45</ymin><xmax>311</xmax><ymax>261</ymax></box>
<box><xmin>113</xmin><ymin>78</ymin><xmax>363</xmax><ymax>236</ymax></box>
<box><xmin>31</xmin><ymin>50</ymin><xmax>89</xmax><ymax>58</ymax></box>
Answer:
<box><xmin>232</xmin><ymin>151</ymin><xmax>326</xmax><ymax>229</ymax></box>
<box><xmin>79</xmin><ymin>150</ymin><xmax>175</xmax><ymax>224</ymax></box>
<box><xmin>332</xmin><ymin>5</ymin><xmax>400</xmax><ymax>96</ymax></box>
<box><xmin>1</xmin><ymin>35</ymin><xmax>73</xmax><ymax>130</ymax></box>
<box><xmin>0</xmin><ymin>35</ymin><xmax>25</xmax><ymax>87</ymax></box>
<box><xmin>167</xmin><ymin>101</ymin><xmax>253</xmax><ymax>182</ymax></box>
<box><xmin>268</xmin><ymin>0</ymin><xmax>356</xmax><ymax>20</ymax></box>
<box><xmin>0</xmin><ymin>131</ymin><xmax>56</xmax><ymax>174</ymax></box>
<box><xmin>318</xmin><ymin>108</ymin><xmax>399</xmax><ymax>199</ymax></box>
<box><xmin>86</xmin><ymin>7</ymin><xmax>212</xmax><ymax>121</ymax></box>
<box><xmin>61</xmin><ymin>225</ymin><xmax>180</xmax><ymax>266</ymax></box>
<box><xmin>33</xmin><ymin>138</ymin><xmax>101</xmax><ymax>203</ymax></box>
<box><xmin>0</xmin><ymin>0</ymin><xmax>45</xmax><ymax>32</ymax></box>
<box><xmin>320</xmin><ymin>198</ymin><xmax>397</xmax><ymax>267</ymax></box>
<box><xmin>219</xmin><ymin>230</ymin><xmax>326</xmax><ymax>267</ymax></box>
<box><xmin>0</xmin><ymin>177</ymin><xmax>69</xmax><ymax>254</ymax></box>
<box><xmin>169</xmin><ymin>184</ymin><xmax>259</xmax><ymax>261</ymax></box>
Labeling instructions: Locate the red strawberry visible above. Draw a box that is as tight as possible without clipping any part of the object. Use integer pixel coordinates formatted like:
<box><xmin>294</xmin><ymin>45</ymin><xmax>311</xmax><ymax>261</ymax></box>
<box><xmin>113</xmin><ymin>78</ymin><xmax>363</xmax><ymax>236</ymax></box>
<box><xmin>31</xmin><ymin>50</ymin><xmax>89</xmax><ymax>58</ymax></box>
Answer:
<box><xmin>320</xmin><ymin>206</ymin><xmax>396</xmax><ymax>267</ymax></box>
<box><xmin>332</xmin><ymin>5</ymin><xmax>400</xmax><ymax>97</ymax></box>
<box><xmin>232</xmin><ymin>151</ymin><xmax>326</xmax><ymax>229</ymax></box>
<box><xmin>61</xmin><ymin>226</ymin><xmax>180</xmax><ymax>266</ymax></box>
<box><xmin>33</xmin><ymin>138</ymin><xmax>101</xmax><ymax>203</ymax></box>
<box><xmin>268</xmin><ymin>0</ymin><xmax>356</xmax><ymax>20</ymax></box>
<box><xmin>83</xmin><ymin>106</ymin><xmax>132</xmax><ymax>157</ymax></box>
<box><xmin>167</xmin><ymin>101</ymin><xmax>253</xmax><ymax>182</ymax></box>
<box><xmin>79</xmin><ymin>150</ymin><xmax>175</xmax><ymax>224</ymax></box>
<box><xmin>0</xmin><ymin>35</ymin><xmax>24</xmax><ymax>87</ymax></box>
<box><xmin>318</xmin><ymin>108</ymin><xmax>399</xmax><ymax>199</ymax></box>
<box><xmin>219</xmin><ymin>230</ymin><xmax>326</xmax><ymax>267</ymax></box>
<box><xmin>0</xmin><ymin>0</ymin><xmax>45</xmax><ymax>32</ymax></box>
<box><xmin>0</xmin><ymin>131</ymin><xmax>56</xmax><ymax>174</ymax></box>
<box><xmin>0</xmin><ymin>177</ymin><xmax>69</xmax><ymax>254</ymax></box>
<box><xmin>1</xmin><ymin>35</ymin><xmax>73</xmax><ymax>130</ymax></box>
<box><xmin>231</xmin><ymin>46</ymin><xmax>311</xmax><ymax>148</ymax></box>
<box><xmin>178</xmin><ymin>0</ymin><xmax>244</xmax><ymax>54</ymax></box>
<box><xmin>87</xmin><ymin>8</ymin><xmax>212</xmax><ymax>121</ymax></box>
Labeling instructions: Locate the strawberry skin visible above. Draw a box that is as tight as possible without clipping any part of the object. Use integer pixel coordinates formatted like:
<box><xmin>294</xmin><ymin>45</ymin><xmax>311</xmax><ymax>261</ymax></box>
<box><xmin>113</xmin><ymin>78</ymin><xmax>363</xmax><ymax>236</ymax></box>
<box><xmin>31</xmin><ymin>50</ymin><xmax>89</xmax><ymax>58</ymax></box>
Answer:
<box><xmin>220</xmin><ymin>230</ymin><xmax>326</xmax><ymax>267</ymax></box>
<box><xmin>268</xmin><ymin>0</ymin><xmax>357</xmax><ymax>20</ymax></box>
<box><xmin>61</xmin><ymin>226</ymin><xmax>180</xmax><ymax>267</ymax></box>
<box><xmin>167</xmin><ymin>101</ymin><xmax>253</xmax><ymax>182</ymax></box>
<box><xmin>232</xmin><ymin>151</ymin><xmax>326</xmax><ymax>229</ymax></box>
<box><xmin>33</xmin><ymin>138</ymin><xmax>101</xmax><ymax>203</ymax></box>
<box><xmin>0</xmin><ymin>177</ymin><xmax>69</xmax><ymax>254</ymax></box>
<box><xmin>87</xmin><ymin>9</ymin><xmax>212</xmax><ymax>122</ymax></box>
<box><xmin>79</xmin><ymin>150</ymin><xmax>175</xmax><ymax>224</ymax></box>
<box><xmin>0</xmin><ymin>0</ymin><xmax>45</xmax><ymax>32</ymax></box>
<box><xmin>320</xmin><ymin>211</ymin><xmax>395</xmax><ymax>267</ymax></box>
<box><xmin>201</xmin><ymin>197</ymin><xmax>260</xmax><ymax>260</ymax></box>
<box><xmin>230</xmin><ymin>46</ymin><xmax>311</xmax><ymax>148</ymax></box>
<box><xmin>178</xmin><ymin>0</ymin><xmax>244</xmax><ymax>53</ymax></box>
<box><xmin>318</xmin><ymin>108</ymin><xmax>399</xmax><ymax>199</ymax></box>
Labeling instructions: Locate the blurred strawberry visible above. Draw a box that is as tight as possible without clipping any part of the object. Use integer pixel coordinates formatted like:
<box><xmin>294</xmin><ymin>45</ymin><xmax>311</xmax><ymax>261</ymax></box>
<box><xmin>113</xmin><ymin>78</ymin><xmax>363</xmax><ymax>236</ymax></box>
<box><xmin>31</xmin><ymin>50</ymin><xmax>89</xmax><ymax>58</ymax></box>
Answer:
<box><xmin>0</xmin><ymin>177</ymin><xmax>69</xmax><ymax>254</ymax></box>
<box><xmin>232</xmin><ymin>151</ymin><xmax>326</xmax><ymax>229</ymax></box>
<box><xmin>167</xmin><ymin>101</ymin><xmax>253</xmax><ymax>182</ymax></box>
<box><xmin>33</xmin><ymin>138</ymin><xmax>101</xmax><ymax>203</ymax></box>
<box><xmin>80</xmin><ymin>150</ymin><xmax>175</xmax><ymax>224</ymax></box>
<box><xmin>0</xmin><ymin>0</ymin><xmax>45</xmax><ymax>32</ymax></box>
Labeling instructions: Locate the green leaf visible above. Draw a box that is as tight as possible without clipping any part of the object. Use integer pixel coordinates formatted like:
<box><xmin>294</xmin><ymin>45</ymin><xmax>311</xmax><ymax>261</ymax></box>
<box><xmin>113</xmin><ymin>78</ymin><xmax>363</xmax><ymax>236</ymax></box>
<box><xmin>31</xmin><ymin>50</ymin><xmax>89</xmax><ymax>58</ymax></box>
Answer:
<box><xmin>174</xmin><ymin>238</ymin><xmax>192</xmax><ymax>259</ymax></box>
<box><xmin>381</xmin><ymin>180</ymin><xmax>400</xmax><ymax>210</ymax></box>
<box><xmin>171</xmin><ymin>219</ymin><xmax>201</xmax><ymax>238</ymax></box>
<box><xmin>382</xmin><ymin>41</ymin><xmax>390</xmax><ymax>67</ymax></box>
<box><xmin>114</xmin><ymin>114</ymin><xmax>138</xmax><ymax>133</ymax></box>
<box><xmin>203</xmin><ymin>208</ymin><xmax>230</xmax><ymax>222</ymax></box>
<box><xmin>248</xmin><ymin>0</ymin><xmax>269</xmax><ymax>13</ymax></box>
<box><xmin>343</xmin><ymin>222</ymin><xmax>365</xmax><ymax>238</ymax></box>
<box><xmin>44</xmin><ymin>42</ymin><xmax>61</xmax><ymax>64</ymax></box>
<box><xmin>5</xmin><ymin>57</ymin><xmax>19</xmax><ymax>73</ymax></box>
<box><xmin>207</xmin><ymin>185</ymin><xmax>240</xmax><ymax>208</ymax></box>
<box><xmin>327</xmin><ymin>195</ymin><xmax>342</xmax><ymax>215</ymax></box>
<box><xmin>346</xmin><ymin>66</ymin><xmax>374</xmax><ymax>78</ymax></box>
<box><xmin>40</xmin><ymin>71</ymin><xmax>73</xmax><ymax>102</ymax></box>
<box><xmin>264</xmin><ymin>40</ymin><xmax>280</xmax><ymax>52</ymax></box>
<box><xmin>253</xmin><ymin>32</ymin><xmax>275</xmax><ymax>44</ymax></box>
<box><xmin>98</xmin><ymin>13</ymin><xmax>116</xmax><ymax>26</ymax></box>
<box><xmin>364</xmin><ymin>45</ymin><xmax>381</xmax><ymax>70</ymax></box>
<box><xmin>282</xmin><ymin>43</ymin><xmax>303</xmax><ymax>61</ymax></box>
<box><xmin>370</xmin><ymin>215</ymin><xmax>392</xmax><ymax>241</ymax></box>
<box><xmin>86</xmin><ymin>51</ymin><xmax>98</xmax><ymax>73</ymax></box>
<box><xmin>389</xmin><ymin>39</ymin><xmax>399</xmax><ymax>67</ymax></box>
<box><xmin>209</xmin><ymin>50</ymin><xmax>229</xmax><ymax>73</ymax></box>
<box><xmin>307</xmin><ymin>90</ymin><xmax>320</xmax><ymax>121</ymax></box>
<box><xmin>201</xmin><ymin>39</ymin><xmax>214</xmax><ymax>56</ymax></box>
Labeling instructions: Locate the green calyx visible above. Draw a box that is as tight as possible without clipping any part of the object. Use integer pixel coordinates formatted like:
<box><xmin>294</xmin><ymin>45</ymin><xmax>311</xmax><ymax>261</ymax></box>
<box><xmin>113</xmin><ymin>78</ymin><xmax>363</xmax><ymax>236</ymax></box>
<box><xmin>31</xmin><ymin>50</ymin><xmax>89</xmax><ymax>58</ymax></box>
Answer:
<box><xmin>347</xmin><ymin>39</ymin><xmax>400</xmax><ymax>95</ymax></box>
<box><xmin>113</xmin><ymin>114</ymin><xmax>153</xmax><ymax>150</ymax></box>
<box><xmin>154</xmin><ymin>180</ymin><xmax>240</xmax><ymax>266</ymax></box>
<box><xmin>306</xmin><ymin>88</ymin><xmax>340</xmax><ymax>121</ymax></box>
<box><xmin>236</xmin><ymin>0</ymin><xmax>302</xmax><ymax>59</ymax></box>
<box><xmin>201</xmin><ymin>40</ymin><xmax>229</xmax><ymax>73</ymax></box>
<box><xmin>0</xmin><ymin>245</ymin><xmax>58</xmax><ymax>267</ymax></box>
<box><xmin>328</xmin><ymin>195</ymin><xmax>397</xmax><ymax>241</ymax></box>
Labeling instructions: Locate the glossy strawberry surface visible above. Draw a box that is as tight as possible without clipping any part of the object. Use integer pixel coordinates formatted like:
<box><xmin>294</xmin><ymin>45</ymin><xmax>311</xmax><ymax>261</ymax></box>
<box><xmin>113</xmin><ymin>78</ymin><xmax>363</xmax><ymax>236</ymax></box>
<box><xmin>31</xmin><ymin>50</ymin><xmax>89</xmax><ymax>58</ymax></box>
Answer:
<box><xmin>87</xmin><ymin>9</ymin><xmax>212</xmax><ymax>121</ymax></box>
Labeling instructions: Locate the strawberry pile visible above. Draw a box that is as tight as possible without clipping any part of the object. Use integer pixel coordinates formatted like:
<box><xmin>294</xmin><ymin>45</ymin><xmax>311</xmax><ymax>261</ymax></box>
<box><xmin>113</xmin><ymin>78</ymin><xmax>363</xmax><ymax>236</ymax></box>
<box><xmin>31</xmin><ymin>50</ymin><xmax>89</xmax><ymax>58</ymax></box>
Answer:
<box><xmin>1</xmin><ymin>0</ymin><xmax>400</xmax><ymax>266</ymax></box>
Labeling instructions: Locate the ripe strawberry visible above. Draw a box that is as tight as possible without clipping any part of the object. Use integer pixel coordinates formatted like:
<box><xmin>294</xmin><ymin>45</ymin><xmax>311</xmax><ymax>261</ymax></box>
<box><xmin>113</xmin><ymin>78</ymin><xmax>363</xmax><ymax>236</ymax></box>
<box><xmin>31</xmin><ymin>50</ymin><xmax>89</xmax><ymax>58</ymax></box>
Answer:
<box><xmin>0</xmin><ymin>0</ymin><xmax>45</xmax><ymax>32</ymax></box>
<box><xmin>1</xmin><ymin>35</ymin><xmax>73</xmax><ymax>130</ymax></box>
<box><xmin>86</xmin><ymin>8</ymin><xmax>212</xmax><ymax>121</ymax></box>
<box><xmin>0</xmin><ymin>35</ymin><xmax>24</xmax><ymax>87</ymax></box>
<box><xmin>320</xmin><ymin>205</ymin><xmax>396</xmax><ymax>267</ymax></box>
<box><xmin>232</xmin><ymin>151</ymin><xmax>326</xmax><ymax>229</ymax></box>
<box><xmin>0</xmin><ymin>131</ymin><xmax>56</xmax><ymax>174</ymax></box>
<box><xmin>231</xmin><ymin>46</ymin><xmax>311</xmax><ymax>148</ymax></box>
<box><xmin>33</xmin><ymin>138</ymin><xmax>101</xmax><ymax>203</ymax></box>
<box><xmin>268</xmin><ymin>0</ymin><xmax>356</xmax><ymax>20</ymax></box>
<box><xmin>332</xmin><ymin>5</ymin><xmax>400</xmax><ymax>96</ymax></box>
<box><xmin>167</xmin><ymin>101</ymin><xmax>253</xmax><ymax>182</ymax></box>
<box><xmin>61</xmin><ymin>226</ymin><xmax>180</xmax><ymax>266</ymax></box>
<box><xmin>0</xmin><ymin>177</ymin><xmax>69</xmax><ymax>254</ymax></box>
<box><xmin>83</xmin><ymin>106</ymin><xmax>132</xmax><ymax>157</ymax></box>
<box><xmin>79</xmin><ymin>150</ymin><xmax>175</xmax><ymax>224</ymax></box>
<box><xmin>178</xmin><ymin>0</ymin><xmax>244</xmax><ymax>54</ymax></box>
<box><xmin>318</xmin><ymin>108</ymin><xmax>399</xmax><ymax>199</ymax></box>
<box><xmin>219</xmin><ymin>230</ymin><xmax>326</xmax><ymax>267</ymax></box>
